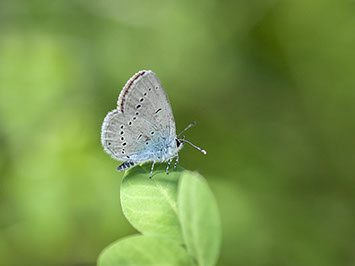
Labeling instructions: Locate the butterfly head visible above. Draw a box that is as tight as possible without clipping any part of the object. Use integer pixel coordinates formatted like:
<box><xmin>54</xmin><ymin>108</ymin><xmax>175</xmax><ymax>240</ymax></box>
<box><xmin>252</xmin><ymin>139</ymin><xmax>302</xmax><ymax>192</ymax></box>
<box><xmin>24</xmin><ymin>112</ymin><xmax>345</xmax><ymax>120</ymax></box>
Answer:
<box><xmin>176</xmin><ymin>138</ymin><xmax>185</xmax><ymax>151</ymax></box>
<box><xmin>175</xmin><ymin>136</ymin><xmax>206</xmax><ymax>155</ymax></box>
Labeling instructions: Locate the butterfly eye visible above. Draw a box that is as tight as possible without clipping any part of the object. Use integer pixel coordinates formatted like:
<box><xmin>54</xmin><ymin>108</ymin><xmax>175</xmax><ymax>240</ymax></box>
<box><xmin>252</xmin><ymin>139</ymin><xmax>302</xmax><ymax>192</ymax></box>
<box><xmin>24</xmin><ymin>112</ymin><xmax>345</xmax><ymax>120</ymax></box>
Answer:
<box><xmin>176</xmin><ymin>139</ymin><xmax>182</xmax><ymax>148</ymax></box>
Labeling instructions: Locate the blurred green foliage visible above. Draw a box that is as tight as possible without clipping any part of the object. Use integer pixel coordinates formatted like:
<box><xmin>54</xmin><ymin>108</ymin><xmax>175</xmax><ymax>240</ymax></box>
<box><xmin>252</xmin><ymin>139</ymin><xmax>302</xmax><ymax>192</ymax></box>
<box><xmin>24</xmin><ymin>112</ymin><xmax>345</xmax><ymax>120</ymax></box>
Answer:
<box><xmin>98</xmin><ymin>165</ymin><xmax>220</xmax><ymax>266</ymax></box>
<box><xmin>1</xmin><ymin>0</ymin><xmax>355</xmax><ymax>265</ymax></box>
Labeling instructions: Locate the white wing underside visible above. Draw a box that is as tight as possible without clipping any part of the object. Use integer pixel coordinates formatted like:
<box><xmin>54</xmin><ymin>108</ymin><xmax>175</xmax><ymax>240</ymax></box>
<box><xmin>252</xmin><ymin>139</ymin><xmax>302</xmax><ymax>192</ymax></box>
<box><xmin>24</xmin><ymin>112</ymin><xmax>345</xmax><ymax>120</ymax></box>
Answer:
<box><xmin>101</xmin><ymin>70</ymin><xmax>176</xmax><ymax>162</ymax></box>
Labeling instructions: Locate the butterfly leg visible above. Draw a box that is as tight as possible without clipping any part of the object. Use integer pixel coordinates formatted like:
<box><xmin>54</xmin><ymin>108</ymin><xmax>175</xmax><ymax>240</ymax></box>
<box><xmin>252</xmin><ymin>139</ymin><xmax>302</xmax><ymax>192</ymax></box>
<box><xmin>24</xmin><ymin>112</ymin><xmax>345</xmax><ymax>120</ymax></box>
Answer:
<box><xmin>166</xmin><ymin>157</ymin><xmax>173</xmax><ymax>175</ymax></box>
<box><xmin>149</xmin><ymin>160</ymin><xmax>156</xmax><ymax>179</ymax></box>
<box><xmin>173</xmin><ymin>153</ymin><xmax>179</xmax><ymax>170</ymax></box>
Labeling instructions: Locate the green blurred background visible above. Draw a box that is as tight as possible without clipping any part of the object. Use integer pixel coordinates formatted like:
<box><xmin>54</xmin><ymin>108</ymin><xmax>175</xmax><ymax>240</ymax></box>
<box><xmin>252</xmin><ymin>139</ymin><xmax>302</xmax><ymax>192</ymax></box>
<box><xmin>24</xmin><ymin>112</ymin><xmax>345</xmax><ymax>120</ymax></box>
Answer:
<box><xmin>1</xmin><ymin>0</ymin><xmax>355</xmax><ymax>265</ymax></box>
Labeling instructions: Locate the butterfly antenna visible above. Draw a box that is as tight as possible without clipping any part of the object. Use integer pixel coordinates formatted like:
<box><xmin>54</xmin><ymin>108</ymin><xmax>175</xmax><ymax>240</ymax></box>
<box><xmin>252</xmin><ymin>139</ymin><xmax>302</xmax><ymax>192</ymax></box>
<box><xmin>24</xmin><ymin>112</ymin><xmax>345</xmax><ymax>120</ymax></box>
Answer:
<box><xmin>177</xmin><ymin>121</ymin><xmax>196</xmax><ymax>138</ymax></box>
<box><xmin>179</xmin><ymin>138</ymin><xmax>207</xmax><ymax>155</ymax></box>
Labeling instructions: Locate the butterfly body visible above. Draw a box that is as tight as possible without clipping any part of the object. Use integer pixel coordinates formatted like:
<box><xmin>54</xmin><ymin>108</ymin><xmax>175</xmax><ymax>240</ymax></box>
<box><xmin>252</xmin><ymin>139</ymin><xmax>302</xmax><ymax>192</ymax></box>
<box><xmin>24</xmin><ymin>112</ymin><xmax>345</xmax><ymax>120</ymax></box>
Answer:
<box><xmin>101</xmin><ymin>70</ymin><xmax>204</xmax><ymax>178</ymax></box>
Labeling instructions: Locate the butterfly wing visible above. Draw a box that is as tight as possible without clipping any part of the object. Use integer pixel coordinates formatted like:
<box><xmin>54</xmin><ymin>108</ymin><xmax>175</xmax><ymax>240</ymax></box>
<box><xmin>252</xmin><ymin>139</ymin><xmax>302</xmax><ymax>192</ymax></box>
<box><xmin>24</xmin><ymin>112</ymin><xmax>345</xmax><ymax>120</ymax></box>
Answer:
<box><xmin>118</xmin><ymin>70</ymin><xmax>176</xmax><ymax>141</ymax></box>
<box><xmin>101</xmin><ymin>70</ymin><xmax>177</xmax><ymax>163</ymax></box>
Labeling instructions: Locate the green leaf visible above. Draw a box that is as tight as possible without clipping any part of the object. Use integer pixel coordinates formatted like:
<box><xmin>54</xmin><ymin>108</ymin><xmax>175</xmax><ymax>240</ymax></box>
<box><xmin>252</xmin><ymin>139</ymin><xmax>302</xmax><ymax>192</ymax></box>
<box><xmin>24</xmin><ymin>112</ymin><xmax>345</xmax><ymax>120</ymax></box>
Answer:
<box><xmin>97</xmin><ymin>235</ymin><xmax>194</xmax><ymax>266</ymax></box>
<box><xmin>120</xmin><ymin>163</ymin><xmax>184</xmax><ymax>243</ymax></box>
<box><xmin>178</xmin><ymin>171</ymin><xmax>222</xmax><ymax>266</ymax></box>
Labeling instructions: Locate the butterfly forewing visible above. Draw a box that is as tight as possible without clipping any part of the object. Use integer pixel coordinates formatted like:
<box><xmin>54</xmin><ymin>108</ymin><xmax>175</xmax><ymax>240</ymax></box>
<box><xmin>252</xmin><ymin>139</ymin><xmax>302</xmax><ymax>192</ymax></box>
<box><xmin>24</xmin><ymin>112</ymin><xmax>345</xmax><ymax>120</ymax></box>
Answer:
<box><xmin>119</xmin><ymin>71</ymin><xmax>176</xmax><ymax>140</ymax></box>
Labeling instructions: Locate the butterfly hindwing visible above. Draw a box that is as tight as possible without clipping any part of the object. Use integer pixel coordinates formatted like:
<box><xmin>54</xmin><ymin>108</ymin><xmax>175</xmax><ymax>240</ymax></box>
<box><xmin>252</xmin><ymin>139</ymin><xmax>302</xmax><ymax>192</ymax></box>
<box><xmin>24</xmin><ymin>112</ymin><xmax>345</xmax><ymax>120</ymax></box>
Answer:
<box><xmin>101</xmin><ymin>109</ymin><xmax>155</xmax><ymax>162</ymax></box>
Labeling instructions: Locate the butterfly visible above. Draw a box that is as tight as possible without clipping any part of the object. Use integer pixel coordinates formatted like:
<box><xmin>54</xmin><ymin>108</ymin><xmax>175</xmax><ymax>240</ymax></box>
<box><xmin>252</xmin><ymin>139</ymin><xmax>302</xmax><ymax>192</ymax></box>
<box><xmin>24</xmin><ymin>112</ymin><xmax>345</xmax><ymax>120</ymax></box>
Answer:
<box><xmin>101</xmin><ymin>70</ymin><xmax>206</xmax><ymax>178</ymax></box>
